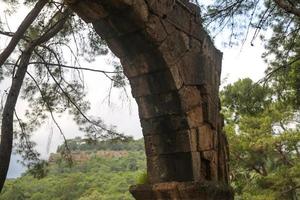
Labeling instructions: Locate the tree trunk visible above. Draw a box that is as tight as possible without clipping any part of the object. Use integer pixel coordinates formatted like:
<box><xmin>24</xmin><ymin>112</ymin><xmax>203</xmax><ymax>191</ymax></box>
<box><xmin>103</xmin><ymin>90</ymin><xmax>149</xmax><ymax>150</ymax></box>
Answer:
<box><xmin>0</xmin><ymin>48</ymin><xmax>32</xmax><ymax>192</ymax></box>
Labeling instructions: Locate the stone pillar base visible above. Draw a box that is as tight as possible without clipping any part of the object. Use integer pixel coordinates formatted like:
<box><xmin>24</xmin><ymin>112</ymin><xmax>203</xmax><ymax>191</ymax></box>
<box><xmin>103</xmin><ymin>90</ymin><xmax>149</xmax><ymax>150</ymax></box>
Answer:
<box><xmin>130</xmin><ymin>181</ymin><xmax>234</xmax><ymax>200</ymax></box>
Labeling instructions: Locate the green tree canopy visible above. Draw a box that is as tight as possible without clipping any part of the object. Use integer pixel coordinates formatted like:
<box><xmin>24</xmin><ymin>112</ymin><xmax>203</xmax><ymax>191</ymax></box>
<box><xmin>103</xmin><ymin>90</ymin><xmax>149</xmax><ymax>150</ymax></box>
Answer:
<box><xmin>221</xmin><ymin>78</ymin><xmax>300</xmax><ymax>200</ymax></box>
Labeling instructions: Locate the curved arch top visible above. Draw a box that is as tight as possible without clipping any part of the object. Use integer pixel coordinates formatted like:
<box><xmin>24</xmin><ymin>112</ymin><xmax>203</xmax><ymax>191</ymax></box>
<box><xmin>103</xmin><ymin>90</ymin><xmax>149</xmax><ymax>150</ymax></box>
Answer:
<box><xmin>66</xmin><ymin>0</ymin><xmax>233</xmax><ymax>199</ymax></box>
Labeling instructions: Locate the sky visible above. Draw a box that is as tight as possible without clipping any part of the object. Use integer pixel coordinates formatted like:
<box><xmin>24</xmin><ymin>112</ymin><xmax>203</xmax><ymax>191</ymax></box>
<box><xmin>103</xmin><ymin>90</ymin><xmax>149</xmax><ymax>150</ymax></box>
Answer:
<box><xmin>1</xmin><ymin>1</ymin><xmax>267</xmax><ymax>178</ymax></box>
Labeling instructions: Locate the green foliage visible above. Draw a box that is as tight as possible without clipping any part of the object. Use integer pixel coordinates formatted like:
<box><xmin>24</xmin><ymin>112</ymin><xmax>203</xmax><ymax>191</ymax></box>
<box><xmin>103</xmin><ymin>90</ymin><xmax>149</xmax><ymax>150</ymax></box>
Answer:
<box><xmin>136</xmin><ymin>171</ymin><xmax>148</xmax><ymax>185</ymax></box>
<box><xmin>222</xmin><ymin>78</ymin><xmax>300</xmax><ymax>200</ymax></box>
<box><xmin>221</xmin><ymin>78</ymin><xmax>271</xmax><ymax>116</ymax></box>
<box><xmin>202</xmin><ymin>1</ymin><xmax>300</xmax><ymax>110</ymax></box>
<box><xmin>27</xmin><ymin>160</ymin><xmax>49</xmax><ymax>179</ymax></box>
<box><xmin>0</xmin><ymin>139</ymin><xmax>146</xmax><ymax>200</ymax></box>
<box><xmin>56</xmin><ymin>137</ymin><xmax>144</xmax><ymax>153</ymax></box>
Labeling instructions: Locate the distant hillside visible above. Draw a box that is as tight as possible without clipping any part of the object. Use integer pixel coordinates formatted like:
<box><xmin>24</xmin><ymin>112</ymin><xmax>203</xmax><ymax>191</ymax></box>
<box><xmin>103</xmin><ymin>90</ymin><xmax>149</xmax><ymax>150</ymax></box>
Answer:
<box><xmin>49</xmin><ymin>150</ymin><xmax>129</xmax><ymax>163</ymax></box>
<box><xmin>0</xmin><ymin>138</ymin><xmax>146</xmax><ymax>200</ymax></box>
<box><xmin>49</xmin><ymin>137</ymin><xmax>144</xmax><ymax>164</ymax></box>
<box><xmin>56</xmin><ymin>137</ymin><xmax>145</xmax><ymax>152</ymax></box>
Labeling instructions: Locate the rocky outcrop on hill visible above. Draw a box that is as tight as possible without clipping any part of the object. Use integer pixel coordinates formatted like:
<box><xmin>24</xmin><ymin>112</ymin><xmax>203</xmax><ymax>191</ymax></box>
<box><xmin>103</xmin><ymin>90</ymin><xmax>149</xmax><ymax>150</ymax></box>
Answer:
<box><xmin>48</xmin><ymin>150</ymin><xmax>128</xmax><ymax>163</ymax></box>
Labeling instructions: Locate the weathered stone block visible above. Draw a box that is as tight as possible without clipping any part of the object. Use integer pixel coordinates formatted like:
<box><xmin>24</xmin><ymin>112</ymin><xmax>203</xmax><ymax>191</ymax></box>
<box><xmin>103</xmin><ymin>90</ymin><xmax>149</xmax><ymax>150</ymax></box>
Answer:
<box><xmin>105</xmin><ymin>31</ymin><xmax>154</xmax><ymax>59</ymax></box>
<box><xmin>67</xmin><ymin>0</ymin><xmax>108</xmax><ymax>23</ymax></box>
<box><xmin>177</xmin><ymin>51</ymin><xmax>213</xmax><ymax>86</ymax></box>
<box><xmin>92</xmin><ymin>8</ymin><xmax>146</xmax><ymax>39</ymax></box>
<box><xmin>102</xmin><ymin>0</ymin><xmax>133</xmax><ymax>10</ymax></box>
<box><xmin>201</xmin><ymin>150</ymin><xmax>218</xmax><ymax>181</ymax></box>
<box><xmin>190</xmin><ymin>37</ymin><xmax>202</xmax><ymax>53</ymax></box>
<box><xmin>144</xmin><ymin>129</ymin><xmax>193</xmax><ymax>156</ymax></box>
<box><xmin>201</xmin><ymin>96</ymin><xmax>218</xmax><ymax>129</ymax></box>
<box><xmin>186</xmin><ymin>106</ymin><xmax>204</xmax><ymax>128</ymax></box>
<box><xmin>107</xmin><ymin>12</ymin><xmax>144</xmax><ymax>35</ymax></box>
<box><xmin>153</xmin><ymin>182</ymin><xmax>181</xmax><ymax>199</ymax></box>
<box><xmin>141</xmin><ymin>114</ymin><xmax>189</xmax><ymax>136</ymax></box>
<box><xmin>180</xmin><ymin>32</ymin><xmax>190</xmax><ymax>51</ymax></box>
<box><xmin>191</xmin><ymin>151</ymin><xmax>202</xmax><ymax>181</ymax></box>
<box><xmin>190</xmin><ymin>20</ymin><xmax>207</xmax><ymax>42</ymax></box>
<box><xmin>130</xmin><ymin>181</ymin><xmax>234</xmax><ymax>200</ymax></box>
<box><xmin>176</xmin><ymin>181</ymin><xmax>234</xmax><ymax>200</ymax></box>
<box><xmin>210</xmin><ymin>151</ymin><xmax>219</xmax><ymax>181</ymax></box>
<box><xmin>145</xmin><ymin>14</ymin><xmax>167</xmax><ymax>44</ymax></box>
<box><xmin>184</xmin><ymin>1</ymin><xmax>201</xmax><ymax>15</ymax></box>
<box><xmin>145</xmin><ymin>0</ymin><xmax>175</xmax><ymax>17</ymax></box>
<box><xmin>147</xmin><ymin>153</ymin><xmax>193</xmax><ymax>183</ymax></box>
<box><xmin>178</xmin><ymin>86</ymin><xmax>202</xmax><ymax>111</ymax></box>
<box><xmin>104</xmin><ymin>37</ymin><xmax>127</xmax><ymax>58</ymax></box>
<box><xmin>176</xmin><ymin>0</ymin><xmax>201</xmax><ymax>16</ymax></box>
<box><xmin>169</xmin><ymin>65</ymin><xmax>184</xmax><ymax>89</ymax></box>
<box><xmin>202</xmin><ymin>149</ymin><xmax>215</xmax><ymax>160</ymax></box>
<box><xmin>147</xmin><ymin>155</ymin><xmax>171</xmax><ymax>183</ymax></box>
<box><xmin>213</xmin><ymin>130</ymin><xmax>219</xmax><ymax>149</ymax></box>
<box><xmin>129</xmin><ymin>70</ymin><xmax>176</xmax><ymax>97</ymax></box>
<box><xmin>131</xmin><ymin>0</ymin><xmax>149</xmax><ymax>23</ymax></box>
<box><xmin>130</xmin><ymin>184</ymin><xmax>155</xmax><ymax>200</ymax></box>
<box><xmin>217</xmin><ymin>140</ymin><xmax>228</xmax><ymax>183</ymax></box>
<box><xmin>122</xmin><ymin>50</ymin><xmax>167</xmax><ymax>78</ymax></box>
<box><xmin>189</xmin><ymin>128</ymin><xmax>198</xmax><ymax>152</ymax></box>
<box><xmin>165</xmin><ymin>3</ymin><xmax>191</xmax><ymax>31</ymax></box>
<box><xmin>93</xmin><ymin>18</ymin><xmax>120</xmax><ymax>40</ymax></box>
<box><xmin>201</xmin><ymin>37</ymin><xmax>214</xmax><ymax>57</ymax></box>
<box><xmin>159</xmin><ymin>30</ymin><xmax>190</xmax><ymax>65</ymax></box>
<box><xmin>219</xmin><ymin>132</ymin><xmax>230</xmax><ymax>162</ymax></box>
<box><xmin>198</xmin><ymin>124</ymin><xmax>214</xmax><ymax>151</ymax></box>
<box><xmin>200</xmin><ymin>157</ymin><xmax>211</xmax><ymax>180</ymax></box>
<box><xmin>136</xmin><ymin>92</ymin><xmax>182</xmax><ymax>119</ymax></box>
<box><xmin>161</xmin><ymin>18</ymin><xmax>176</xmax><ymax>34</ymax></box>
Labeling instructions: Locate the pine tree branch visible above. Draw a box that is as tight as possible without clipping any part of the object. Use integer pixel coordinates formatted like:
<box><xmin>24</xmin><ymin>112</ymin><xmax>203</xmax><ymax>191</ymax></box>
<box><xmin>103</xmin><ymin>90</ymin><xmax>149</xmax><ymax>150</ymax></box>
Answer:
<box><xmin>32</xmin><ymin>48</ymin><xmax>125</xmax><ymax>139</ymax></box>
<box><xmin>0</xmin><ymin>8</ymin><xmax>70</xmax><ymax>192</ymax></box>
<box><xmin>28</xmin><ymin>62</ymin><xmax>119</xmax><ymax>74</ymax></box>
<box><xmin>14</xmin><ymin>110</ymin><xmax>39</xmax><ymax>164</ymax></box>
<box><xmin>258</xmin><ymin>56</ymin><xmax>300</xmax><ymax>85</ymax></box>
<box><xmin>31</xmin><ymin>8</ymin><xmax>72</xmax><ymax>47</ymax></box>
<box><xmin>0</xmin><ymin>0</ymin><xmax>48</xmax><ymax>68</ymax></box>
<box><xmin>45</xmin><ymin>65</ymin><xmax>119</xmax><ymax>136</ymax></box>
<box><xmin>0</xmin><ymin>30</ymin><xmax>15</xmax><ymax>37</ymax></box>
<box><xmin>26</xmin><ymin>71</ymin><xmax>73</xmax><ymax>165</ymax></box>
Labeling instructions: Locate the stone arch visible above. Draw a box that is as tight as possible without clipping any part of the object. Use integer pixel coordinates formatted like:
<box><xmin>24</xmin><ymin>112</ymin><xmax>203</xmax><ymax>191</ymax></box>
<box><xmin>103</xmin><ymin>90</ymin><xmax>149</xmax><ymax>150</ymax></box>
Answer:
<box><xmin>66</xmin><ymin>0</ymin><xmax>233</xmax><ymax>199</ymax></box>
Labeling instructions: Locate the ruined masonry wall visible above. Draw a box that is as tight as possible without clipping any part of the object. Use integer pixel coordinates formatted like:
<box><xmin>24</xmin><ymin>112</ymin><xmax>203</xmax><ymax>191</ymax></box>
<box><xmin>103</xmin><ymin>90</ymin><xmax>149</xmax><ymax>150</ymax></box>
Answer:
<box><xmin>67</xmin><ymin>0</ymin><xmax>229</xmax><ymax>185</ymax></box>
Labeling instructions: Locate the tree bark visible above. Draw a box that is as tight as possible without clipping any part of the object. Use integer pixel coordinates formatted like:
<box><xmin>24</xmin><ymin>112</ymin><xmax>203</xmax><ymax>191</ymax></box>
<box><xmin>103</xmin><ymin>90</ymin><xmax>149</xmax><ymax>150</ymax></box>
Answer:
<box><xmin>0</xmin><ymin>48</ymin><xmax>32</xmax><ymax>192</ymax></box>
<box><xmin>0</xmin><ymin>0</ymin><xmax>48</xmax><ymax>68</ymax></box>
<box><xmin>273</xmin><ymin>0</ymin><xmax>300</xmax><ymax>17</ymax></box>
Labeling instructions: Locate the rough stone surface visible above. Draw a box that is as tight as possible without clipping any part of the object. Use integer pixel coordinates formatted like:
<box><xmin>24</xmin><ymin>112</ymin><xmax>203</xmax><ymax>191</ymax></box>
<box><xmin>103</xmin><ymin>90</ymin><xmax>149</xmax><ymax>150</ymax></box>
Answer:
<box><xmin>130</xmin><ymin>182</ymin><xmax>234</xmax><ymax>200</ymax></box>
<box><xmin>67</xmin><ymin>0</ymin><xmax>232</xmax><ymax>199</ymax></box>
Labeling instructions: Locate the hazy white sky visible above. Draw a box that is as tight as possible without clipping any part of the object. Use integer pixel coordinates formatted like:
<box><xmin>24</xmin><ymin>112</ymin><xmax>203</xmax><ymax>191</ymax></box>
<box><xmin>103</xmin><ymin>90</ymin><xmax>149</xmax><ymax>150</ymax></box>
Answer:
<box><xmin>1</xmin><ymin>1</ymin><xmax>267</xmax><ymax>177</ymax></box>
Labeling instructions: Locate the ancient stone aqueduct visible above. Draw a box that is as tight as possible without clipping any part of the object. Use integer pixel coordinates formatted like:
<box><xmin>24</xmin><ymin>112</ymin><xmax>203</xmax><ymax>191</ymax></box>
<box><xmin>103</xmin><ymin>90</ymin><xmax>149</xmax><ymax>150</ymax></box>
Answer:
<box><xmin>67</xmin><ymin>0</ymin><xmax>234</xmax><ymax>199</ymax></box>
